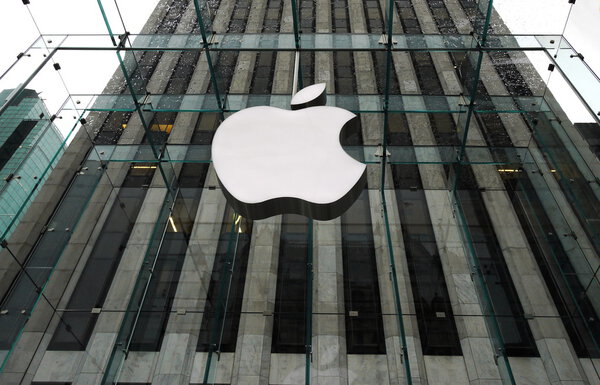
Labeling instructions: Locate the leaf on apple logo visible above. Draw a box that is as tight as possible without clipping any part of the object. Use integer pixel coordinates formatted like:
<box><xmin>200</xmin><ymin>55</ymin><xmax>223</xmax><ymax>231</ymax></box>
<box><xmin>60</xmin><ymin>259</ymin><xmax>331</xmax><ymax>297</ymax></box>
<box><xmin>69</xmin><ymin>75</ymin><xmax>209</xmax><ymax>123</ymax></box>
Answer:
<box><xmin>291</xmin><ymin>83</ymin><xmax>327</xmax><ymax>110</ymax></box>
<box><xmin>211</xmin><ymin>83</ymin><xmax>367</xmax><ymax>221</ymax></box>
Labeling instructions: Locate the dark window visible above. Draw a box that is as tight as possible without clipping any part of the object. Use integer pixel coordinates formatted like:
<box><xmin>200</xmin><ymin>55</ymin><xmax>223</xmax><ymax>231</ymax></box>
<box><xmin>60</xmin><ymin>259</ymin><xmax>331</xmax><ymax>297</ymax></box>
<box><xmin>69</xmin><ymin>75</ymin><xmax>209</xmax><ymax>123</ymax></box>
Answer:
<box><xmin>272</xmin><ymin>214</ymin><xmax>310</xmax><ymax>353</ymax></box>
<box><xmin>32</xmin><ymin>383</ymin><xmax>71</xmax><ymax>385</ymax></box>
<box><xmin>250</xmin><ymin>52</ymin><xmax>276</xmax><ymax>95</ymax></box>
<box><xmin>94</xmin><ymin>111</ymin><xmax>133</xmax><ymax>145</ymax></box>
<box><xmin>197</xmin><ymin>207</ymin><xmax>252</xmax><ymax>352</ymax></box>
<box><xmin>392</xmin><ymin>164</ymin><xmax>462</xmax><ymax>355</ymax></box>
<box><xmin>49</xmin><ymin>165</ymin><xmax>154</xmax><ymax>350</ymax></box>
<box><xmin>0</xmin><ymin>120</ymin><xmax>37</xmax><ymax>172</ymax></box>
<box><xmin>190</xmin><ymin>113</ymin><xmax>220</xmax><ymax>145</ymax></box>
<box><xmin>342</xmin><ymin>191</ymin><xmax>386</xmax><ymax>354</ymax></box>
<box><xmin>142</xmin><ymin>112</ymin><xmax>177</xmax><ymax>146</ymax></box>
<box><xmin>458</xmin><ymin>188</ymin><xmax>538</xmax><ymax>356</ymax></box>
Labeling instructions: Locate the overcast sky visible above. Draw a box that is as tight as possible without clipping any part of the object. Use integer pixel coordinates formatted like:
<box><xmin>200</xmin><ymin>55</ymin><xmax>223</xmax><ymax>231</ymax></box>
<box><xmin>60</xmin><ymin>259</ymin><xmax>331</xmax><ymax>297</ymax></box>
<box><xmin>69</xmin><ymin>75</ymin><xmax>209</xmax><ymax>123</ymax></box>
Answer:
<box><xmin>0</xmin><ymin>0</ymin><xmax>598</xmax><ymax>138</ymax></box>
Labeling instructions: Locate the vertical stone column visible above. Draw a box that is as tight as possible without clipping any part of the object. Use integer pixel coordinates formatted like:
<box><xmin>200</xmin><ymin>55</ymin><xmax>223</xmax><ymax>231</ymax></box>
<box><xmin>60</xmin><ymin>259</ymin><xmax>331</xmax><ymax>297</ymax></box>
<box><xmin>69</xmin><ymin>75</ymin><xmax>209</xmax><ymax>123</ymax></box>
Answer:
<box><xmin>426</xmin><ymin>189</ymin><xmax>503</xmax><ymax>385</ymax></box>
<box><xmin>311</xmin><ymin>218</ymin><xmax>348</xmax><ymax>385</ymax></box>
<box><xmin>147</xmin><ymin>170</ymin><xmax>227</xmax><ymax>385</ymax></box>
<box><xmin>347</xmin><ymin>1</ymin><xmax>427</xmax><ymax>384</ymax></box>
<box><xmin>315</xmin><ymin>0</ymin><xmax>334</xmax><ymax>90</ymax></box>
<box><xmin>371</xmin><ymin>189</ymin><xmax>428</xmax><ymax>385</ymax></box>
<box><xmin>310</xmin><ymin>2</ymin><xmax>348</xmax><ymax>384</ymax></box>
<box><xmin>228</xmin><ymin>0</ymin><xmax>267</xmax><ymax>93</ymax></box>
<box><xmin>148</xmin><ymin>5</ymin><xmax>236</xmax><ymax>385</ymax></box>
<box><xmin>230</xmin><ymin>216</ymin><xmax>282</xmax><ymax>385</ymax></box>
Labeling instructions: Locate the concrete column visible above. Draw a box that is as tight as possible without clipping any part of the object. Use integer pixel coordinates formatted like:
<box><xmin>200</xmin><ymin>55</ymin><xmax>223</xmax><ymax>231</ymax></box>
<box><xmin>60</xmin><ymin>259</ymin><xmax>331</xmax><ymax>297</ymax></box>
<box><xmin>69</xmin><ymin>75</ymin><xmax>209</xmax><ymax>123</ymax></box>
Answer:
<box><xmin>315</xmin><ymin>0</ymin><xmax>334</xmax><ymax>91</ymax></box>
<box><xmin>229</xmin><ymin>0</ymin><xmax>268</xmax><ymax>93</ymax></box>
<box><xmin>309</xmin><ymin>2</ymin><xmax>348</xmax><ymax>385</ymax></box>
<box><xmin>311</xmin><ymin>218</ymin><xmax>348</xmax><ymax>385</ymax></box>
<box><xmin>230</xmin><ymin>216</ymin><xmax>282</xmax><ymax>385</ymax></box>
<box><xmin>426</xmin><ymin>189</ymin><xmax>502</xmax><ymax>385</ymax></box>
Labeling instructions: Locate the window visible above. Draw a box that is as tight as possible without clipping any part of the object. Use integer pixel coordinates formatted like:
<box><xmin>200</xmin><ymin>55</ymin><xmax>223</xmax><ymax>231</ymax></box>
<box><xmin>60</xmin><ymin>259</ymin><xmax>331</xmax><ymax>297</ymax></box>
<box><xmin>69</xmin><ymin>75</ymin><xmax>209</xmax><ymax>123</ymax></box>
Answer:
<box><xmin>458</xmin><ymin>187</ymin><xmax>538</xmax><ymax>356</ymax></box>
<box><xmin>342</xmin><ymin>191</ymin><xmax>386</xmax><ymax>354</ymax></box>
<box><xmin>392</xmin><ymin>164</ymin><xmax>462</xmax><ymax>355</ymax></box>
<box><xmin>272</xmin><ymin>214</ymin><xmax>310</xmax><ymax>353</ymax></box>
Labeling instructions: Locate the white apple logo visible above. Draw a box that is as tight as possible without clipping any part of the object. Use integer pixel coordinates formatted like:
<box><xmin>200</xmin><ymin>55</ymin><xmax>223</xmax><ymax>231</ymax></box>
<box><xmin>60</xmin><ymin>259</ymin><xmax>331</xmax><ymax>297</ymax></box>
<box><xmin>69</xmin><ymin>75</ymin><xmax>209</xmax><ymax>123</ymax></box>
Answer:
<box><xmin>211</xmin><ymin>83</ymin><xmax>366</xmax><ymax>220</ymax></box>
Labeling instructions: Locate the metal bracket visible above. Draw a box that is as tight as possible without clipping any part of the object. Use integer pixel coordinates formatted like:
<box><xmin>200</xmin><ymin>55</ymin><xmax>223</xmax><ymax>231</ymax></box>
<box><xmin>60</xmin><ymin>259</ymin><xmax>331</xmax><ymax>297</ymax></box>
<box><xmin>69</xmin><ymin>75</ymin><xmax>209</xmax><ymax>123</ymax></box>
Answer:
<box><xmin>378</xmin><ymin>35</ymin><xmax>398</xmax><ymax>45</ymax></box>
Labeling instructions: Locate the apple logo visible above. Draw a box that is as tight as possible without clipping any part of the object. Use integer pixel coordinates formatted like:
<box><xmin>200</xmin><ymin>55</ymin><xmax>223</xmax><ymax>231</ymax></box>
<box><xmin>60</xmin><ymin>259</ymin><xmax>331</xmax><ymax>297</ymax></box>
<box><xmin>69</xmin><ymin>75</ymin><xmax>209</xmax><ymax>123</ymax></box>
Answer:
<box><xmin>211</xmin><ymin>83</ymin><xmax>367</xmax><ymax>220</ymax></box>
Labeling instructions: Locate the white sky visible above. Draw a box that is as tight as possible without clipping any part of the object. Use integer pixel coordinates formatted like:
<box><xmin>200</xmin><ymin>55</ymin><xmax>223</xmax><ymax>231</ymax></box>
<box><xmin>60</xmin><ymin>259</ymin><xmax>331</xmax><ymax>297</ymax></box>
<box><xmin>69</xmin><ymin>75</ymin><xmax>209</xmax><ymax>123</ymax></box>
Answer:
<box><xmin>0</xmin><ymin>0</ymin><xmax>598</xmax><ymax>139</ymax></box>
<box><xmin>0</xmin><ymin>0</ymin><xmax>159</xmax><ymax>138</ymax></box>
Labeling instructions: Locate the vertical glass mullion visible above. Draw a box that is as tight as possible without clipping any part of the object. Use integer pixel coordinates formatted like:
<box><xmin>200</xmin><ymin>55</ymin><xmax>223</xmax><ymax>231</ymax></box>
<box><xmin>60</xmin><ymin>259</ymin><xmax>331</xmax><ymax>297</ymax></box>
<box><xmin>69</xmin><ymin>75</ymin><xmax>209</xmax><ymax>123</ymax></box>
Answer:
<box><xmin>305</xmin><ymin>219</ymin><xmax>313</xmax><ymax>385</ymax></box>
<box><xmin>114</xmin><ymin>49</ymin><xmax>178</xmax><ymax>199</ymax></box>
<box><xmin>202</xmin><ymin>212</ymin><xmax>238</xmax><ymax>385</ymax></box>
<box><xmin>448</xmin><ymin>2</ymin><xmax>519</xmax><ymax>383</ymax></box>
<box><xmin>380</xmin><ymin>0</ymin><xmax>413</xmax><ymax>383</ymax></box>
<box><xmin>192</xmin><ymin>0</ymin><xmax>225</xmax><ymax>116</ymax></box>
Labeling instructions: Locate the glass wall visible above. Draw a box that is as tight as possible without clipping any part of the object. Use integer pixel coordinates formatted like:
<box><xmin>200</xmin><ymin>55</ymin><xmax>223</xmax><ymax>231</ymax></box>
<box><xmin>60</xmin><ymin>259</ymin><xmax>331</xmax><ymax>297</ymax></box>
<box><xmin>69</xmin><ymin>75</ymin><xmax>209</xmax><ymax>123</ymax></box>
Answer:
<box><xmin>0</xmin><ymin>1</ymin><xmax>599</xmax><ymax>385</ymax></box>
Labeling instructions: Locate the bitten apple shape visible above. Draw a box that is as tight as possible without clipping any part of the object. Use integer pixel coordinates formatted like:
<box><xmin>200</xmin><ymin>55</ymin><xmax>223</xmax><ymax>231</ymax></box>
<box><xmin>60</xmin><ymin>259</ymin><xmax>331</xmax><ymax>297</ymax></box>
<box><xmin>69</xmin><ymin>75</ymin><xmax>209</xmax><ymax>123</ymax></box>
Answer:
<box><xmin>211</xmin><ymin>83</ymin><xmax>366</xmax><ymax>220</ymax></box>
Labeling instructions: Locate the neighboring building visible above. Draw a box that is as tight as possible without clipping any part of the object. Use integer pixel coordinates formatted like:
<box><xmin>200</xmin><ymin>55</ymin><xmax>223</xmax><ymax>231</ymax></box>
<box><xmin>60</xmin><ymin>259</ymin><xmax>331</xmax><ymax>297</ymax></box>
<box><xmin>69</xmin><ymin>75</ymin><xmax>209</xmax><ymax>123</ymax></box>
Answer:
<box><xmin>0</xmin><ymin>1</ymin><xmax>599</xmax><ymax>385</ymax></box>
<box><xmin>0</xmin><ymin>88</ymin><xmax>64</xmax><ymax>239</ymax></box>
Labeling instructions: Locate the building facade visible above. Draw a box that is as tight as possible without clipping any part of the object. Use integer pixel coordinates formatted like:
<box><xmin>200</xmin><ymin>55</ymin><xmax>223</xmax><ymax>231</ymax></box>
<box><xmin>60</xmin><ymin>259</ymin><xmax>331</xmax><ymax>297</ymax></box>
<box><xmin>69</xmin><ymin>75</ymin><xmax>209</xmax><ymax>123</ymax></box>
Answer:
<box><xmin>0</xmin><ymin>88</ymin><xmax>64</xmax><ymax>239</ymax></box>
<box><xmin>0</xmin><ymin>0</ymin><xmax>599</xmax><ymax>384</ymax></box>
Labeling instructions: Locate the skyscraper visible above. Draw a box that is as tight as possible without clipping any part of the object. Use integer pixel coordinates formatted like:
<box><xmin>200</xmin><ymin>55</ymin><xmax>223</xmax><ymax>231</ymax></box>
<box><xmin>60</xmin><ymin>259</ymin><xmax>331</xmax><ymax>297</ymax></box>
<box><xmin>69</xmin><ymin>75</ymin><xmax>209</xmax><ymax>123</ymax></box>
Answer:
<box><xmin>0</xmin><ymin>88</ymin><xmax>64</xmax><ymax>239</ymax></box>
<box><xmin>0</xmin><ymin>0</ymin><xmax>598</xmax><ymax>384</ymax></box>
